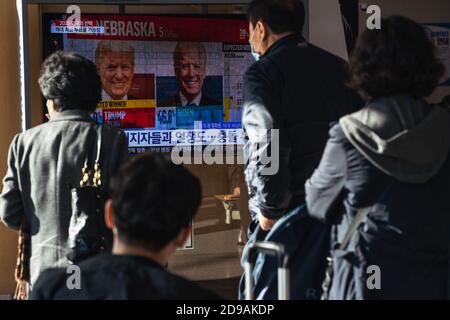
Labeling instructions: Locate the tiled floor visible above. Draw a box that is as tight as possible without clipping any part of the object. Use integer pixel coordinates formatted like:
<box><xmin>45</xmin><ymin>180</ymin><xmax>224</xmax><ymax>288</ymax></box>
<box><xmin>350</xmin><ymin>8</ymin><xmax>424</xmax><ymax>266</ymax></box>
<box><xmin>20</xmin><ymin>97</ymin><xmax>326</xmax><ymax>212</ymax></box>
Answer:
<box><xmin>196</xmin><ymin>277</ymin><xmax>242</xmax><ymax>300</ymax></box>
<box><xmin>169</xmin><ymin>218</ymin><xmax>244</xmax><ymax>280</ymax></box>
<box><xmin>168</xmin><ymin>198</ymin><xmax>246</xmax><ymax>299</ymax></box>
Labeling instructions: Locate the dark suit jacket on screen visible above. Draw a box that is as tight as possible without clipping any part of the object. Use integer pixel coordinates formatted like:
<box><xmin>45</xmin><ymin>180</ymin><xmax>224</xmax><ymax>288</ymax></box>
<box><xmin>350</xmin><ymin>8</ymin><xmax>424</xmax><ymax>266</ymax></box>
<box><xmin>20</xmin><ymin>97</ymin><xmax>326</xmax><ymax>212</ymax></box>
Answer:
<box><xmin>158</xmin><ymin>93</ymin><xmax>221</xmax><ymax>107</ymax></box>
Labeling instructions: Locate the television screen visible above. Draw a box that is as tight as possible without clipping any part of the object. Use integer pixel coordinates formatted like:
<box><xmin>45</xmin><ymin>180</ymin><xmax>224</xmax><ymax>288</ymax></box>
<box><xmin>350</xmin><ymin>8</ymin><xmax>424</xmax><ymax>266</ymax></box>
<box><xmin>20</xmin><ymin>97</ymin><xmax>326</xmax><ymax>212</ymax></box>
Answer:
<box><xmin>42</xmin><ymin>13</ymin><xmax>252</xmax><ymax>154</ymax></box>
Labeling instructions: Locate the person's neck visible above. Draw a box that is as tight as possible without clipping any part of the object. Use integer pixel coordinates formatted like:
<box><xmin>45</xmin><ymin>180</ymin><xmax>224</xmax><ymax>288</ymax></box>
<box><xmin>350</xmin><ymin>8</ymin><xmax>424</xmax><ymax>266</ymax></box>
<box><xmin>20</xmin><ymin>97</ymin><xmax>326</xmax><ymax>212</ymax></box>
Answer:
<box><xmin>262</xmin><ymin>31</ymin><xmax>295</xmax><ymax>56</ymax></box>
<box><xmin>112</xmin><ymin>238</ymin><xmax>173</xmax><ymax>267</ymax></box>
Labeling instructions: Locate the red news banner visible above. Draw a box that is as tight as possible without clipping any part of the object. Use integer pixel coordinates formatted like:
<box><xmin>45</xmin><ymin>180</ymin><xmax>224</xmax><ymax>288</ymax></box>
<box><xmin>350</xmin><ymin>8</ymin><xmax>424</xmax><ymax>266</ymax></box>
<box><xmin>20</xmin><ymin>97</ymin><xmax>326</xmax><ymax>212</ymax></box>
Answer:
<box><xmin>66</xmin><ymin>15</ymin><xmax>249</xmax><ymax>43</ymax></box>
<box><xmin>60</xmin><ymin>15</ymin><xmax>248</xmax><ymax>129</ymax></box>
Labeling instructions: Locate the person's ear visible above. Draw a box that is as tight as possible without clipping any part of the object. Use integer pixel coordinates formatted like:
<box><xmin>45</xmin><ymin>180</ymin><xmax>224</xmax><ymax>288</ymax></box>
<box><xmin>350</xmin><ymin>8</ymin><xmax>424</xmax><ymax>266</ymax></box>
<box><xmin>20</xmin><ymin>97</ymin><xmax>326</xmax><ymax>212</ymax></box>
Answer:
<box><xmin>175</xmin><ymin>224</ymin><xmax>192</xmax><ymax>248</ymax></box>
<box><xmin>173</xmin><ymin>63</ymin><xmax>180</xmax><ymax>78</ymax></box>
<box><xmin>256</xmin><ymin>20</ymin><xmax>269</xmax><ymax>41</ymax></box>
<box><xmin>96</xmin><ymin>60</ymin><xmax>104</xmax><ymax>74</ymax></box>
<box><xmin>45</xmin><ymin>99</ymin><xmax>58</xmax><ymax>120</ymax></box>
<box><xmin>104</xmin><ymin>199</ymin><xmax>115</xmax><ymax>230</ymax></box>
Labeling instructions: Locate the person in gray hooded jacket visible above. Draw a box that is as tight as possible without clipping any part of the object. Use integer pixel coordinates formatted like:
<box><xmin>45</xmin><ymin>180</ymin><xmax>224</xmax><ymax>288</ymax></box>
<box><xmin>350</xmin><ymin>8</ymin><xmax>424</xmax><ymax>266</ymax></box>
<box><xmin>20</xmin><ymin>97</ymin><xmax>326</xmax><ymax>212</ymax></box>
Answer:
<box><xmin>305</xmin><ymin>16</ymin><xmax>450</xmax><ymax>299</ymax></box>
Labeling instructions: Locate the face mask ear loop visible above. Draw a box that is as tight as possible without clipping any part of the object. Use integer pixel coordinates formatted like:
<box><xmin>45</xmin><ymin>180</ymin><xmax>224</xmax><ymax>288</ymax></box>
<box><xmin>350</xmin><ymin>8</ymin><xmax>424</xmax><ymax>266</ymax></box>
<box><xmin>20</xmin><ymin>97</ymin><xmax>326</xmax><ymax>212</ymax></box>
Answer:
<box><xmin>249</xmin><ymin>25</ymin><xmax>262</xmax><ymax>61</ymax></box>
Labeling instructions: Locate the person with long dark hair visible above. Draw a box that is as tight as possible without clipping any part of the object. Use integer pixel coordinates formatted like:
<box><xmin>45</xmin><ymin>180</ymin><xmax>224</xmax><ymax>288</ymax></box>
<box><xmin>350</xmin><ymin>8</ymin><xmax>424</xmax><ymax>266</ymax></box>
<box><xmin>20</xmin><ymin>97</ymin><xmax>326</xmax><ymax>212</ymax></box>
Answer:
<box><xmin>306</xmin><ymin>16</ymin><xmax>450</xmax><ymax>299</ymax></box>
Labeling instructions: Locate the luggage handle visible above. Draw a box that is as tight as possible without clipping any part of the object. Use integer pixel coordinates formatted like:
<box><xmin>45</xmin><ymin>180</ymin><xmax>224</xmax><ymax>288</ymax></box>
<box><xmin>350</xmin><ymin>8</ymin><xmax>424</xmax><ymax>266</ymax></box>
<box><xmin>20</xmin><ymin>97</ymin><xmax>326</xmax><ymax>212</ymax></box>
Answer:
<box><xmin>244</xmin><ymin>241</ymin><xmax>290</xmax><ymax>300</ymax></box>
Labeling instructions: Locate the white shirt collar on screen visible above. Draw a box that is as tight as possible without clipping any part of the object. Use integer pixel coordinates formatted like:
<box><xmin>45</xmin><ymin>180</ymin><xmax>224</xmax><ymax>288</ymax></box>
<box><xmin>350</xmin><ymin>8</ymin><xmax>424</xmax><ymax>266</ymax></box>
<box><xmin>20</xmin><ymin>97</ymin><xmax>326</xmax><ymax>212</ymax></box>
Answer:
<box><xmin>102</xmin><ymin>90</ymin><xmax>127</xmax><ymax>101</ymax></box>
<box><xmin>179</xmin><ymin>91</ymin><xmax>202</xmax><ymax>107</ymax></box>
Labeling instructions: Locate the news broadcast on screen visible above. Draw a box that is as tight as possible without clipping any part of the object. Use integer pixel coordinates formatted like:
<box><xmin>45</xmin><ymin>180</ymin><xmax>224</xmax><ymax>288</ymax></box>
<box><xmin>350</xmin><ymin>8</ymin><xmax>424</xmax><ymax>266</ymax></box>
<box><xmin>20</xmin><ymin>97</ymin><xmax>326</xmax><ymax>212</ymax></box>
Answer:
<box><xmin>43</xmin><ymin>13</ymin><xmax>253</xmax><ymax>154</ymax></box>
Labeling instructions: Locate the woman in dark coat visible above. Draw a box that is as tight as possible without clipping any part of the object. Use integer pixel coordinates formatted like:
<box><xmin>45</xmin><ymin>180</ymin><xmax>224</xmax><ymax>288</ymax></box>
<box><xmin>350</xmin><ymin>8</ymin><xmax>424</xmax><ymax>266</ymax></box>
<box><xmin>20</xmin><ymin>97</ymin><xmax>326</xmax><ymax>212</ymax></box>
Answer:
<box><xmin>305</xmin><ymin>16</ymin><xmax>450</xmax><ymax>299</ymax></box>
<box><xmin>0</xmin><ymin>52</ymin><xmax>129</xmax><ymax>293</ymax></box>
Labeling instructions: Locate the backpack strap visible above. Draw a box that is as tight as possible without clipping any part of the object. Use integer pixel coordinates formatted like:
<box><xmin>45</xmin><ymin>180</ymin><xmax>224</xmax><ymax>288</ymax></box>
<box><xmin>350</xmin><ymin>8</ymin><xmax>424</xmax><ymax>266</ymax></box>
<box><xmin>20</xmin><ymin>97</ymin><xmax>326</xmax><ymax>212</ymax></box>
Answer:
<box><xmin>321</xmin><ymin>207</ymin><xmax>370</xmax><ymax>300</ymax></box>
<box><xmin>338</xmin><ymin>207</ymin><xmax>371</xmax><ymax>251</ymax></box>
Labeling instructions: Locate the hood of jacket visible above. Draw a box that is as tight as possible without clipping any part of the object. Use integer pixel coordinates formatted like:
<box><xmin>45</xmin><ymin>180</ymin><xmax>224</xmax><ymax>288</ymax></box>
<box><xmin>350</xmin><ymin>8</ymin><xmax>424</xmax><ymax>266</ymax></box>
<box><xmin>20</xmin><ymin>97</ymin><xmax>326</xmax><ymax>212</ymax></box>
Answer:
<box><xmin>340</xmin><ymin>94</ymin><xmax>450</xmax><ymax>183</ymax></box>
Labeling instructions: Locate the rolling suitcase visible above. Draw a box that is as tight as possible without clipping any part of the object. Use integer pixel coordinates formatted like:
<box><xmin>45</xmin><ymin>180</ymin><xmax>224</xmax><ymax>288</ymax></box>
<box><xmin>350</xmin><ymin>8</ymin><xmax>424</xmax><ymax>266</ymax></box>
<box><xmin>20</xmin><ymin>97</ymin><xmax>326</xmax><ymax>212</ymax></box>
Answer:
<box><xmin>239</xmin><ymin>205</ymin><xmax>330</xmax><ymax>300</ymax></box>
<box><xmin>243</xmin><ymin>241</ymin><xmax>290</xmax><ymax>300</ymax></box>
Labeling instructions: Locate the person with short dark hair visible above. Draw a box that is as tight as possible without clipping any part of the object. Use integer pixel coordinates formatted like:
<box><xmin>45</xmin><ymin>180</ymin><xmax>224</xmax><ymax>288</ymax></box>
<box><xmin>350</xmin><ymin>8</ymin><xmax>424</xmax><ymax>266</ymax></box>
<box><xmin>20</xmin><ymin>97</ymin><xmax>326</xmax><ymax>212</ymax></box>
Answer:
<box><xmin>39</xmin><ymin>51</ymin><xmax>103</xmax><ymax>113</ymax></box>
<box><xmin>247</xmin><ymin>0</ymin><xmax>305</xmax><ymax>35</ymax></box>
<box><xmin>0</xmin><ymin>51</ymin><xmax>129</xmax><ymax>295</ymax></box>
<box><xmin>243</xmin><ymin>0</ymin><xmax>362</xmax><ymax>231</ymax></box>
<box><xmin>305</xmin><ymin>16</ymin><xmax>450</xmax><ymax>299</ymax></box>
<box><xmin>30</xmin><ymin>153</ymin><xmax>221</xmax><ymax>300</ymax></box>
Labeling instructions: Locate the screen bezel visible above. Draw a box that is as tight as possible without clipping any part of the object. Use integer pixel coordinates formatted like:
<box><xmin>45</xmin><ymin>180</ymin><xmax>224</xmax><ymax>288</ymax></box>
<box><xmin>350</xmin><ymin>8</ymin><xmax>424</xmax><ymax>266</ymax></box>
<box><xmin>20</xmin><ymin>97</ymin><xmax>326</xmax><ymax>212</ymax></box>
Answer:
<box><xmin>40</xmin><ymin>11</ymin><xmax>250</xmax><ymax>155</ymax></box>
<box><xmin>18</xmin><ymin>0</ymin><xmax>257</xmax><ymax>130</ymax></box>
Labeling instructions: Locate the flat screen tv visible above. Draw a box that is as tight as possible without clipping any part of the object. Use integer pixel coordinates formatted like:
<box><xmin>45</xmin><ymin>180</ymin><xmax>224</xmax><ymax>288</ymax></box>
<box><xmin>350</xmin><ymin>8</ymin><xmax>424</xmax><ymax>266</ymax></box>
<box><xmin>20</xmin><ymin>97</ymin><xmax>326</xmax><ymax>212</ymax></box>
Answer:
<box><xmin>42</xmin><ymin>12</ymin><xmax>253</xmax><ymax>154</ymax></box>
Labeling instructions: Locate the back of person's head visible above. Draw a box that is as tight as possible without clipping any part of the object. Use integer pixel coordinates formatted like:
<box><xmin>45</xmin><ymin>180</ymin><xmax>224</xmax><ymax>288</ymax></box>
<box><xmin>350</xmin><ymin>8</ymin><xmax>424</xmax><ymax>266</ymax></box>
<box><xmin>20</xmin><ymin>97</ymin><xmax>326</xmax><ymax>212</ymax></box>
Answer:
<box><xmin>38</xmin><ymin>51</ymin><xmax>101</xmax><ymax>113</ymax></box>
<box><xmin>349</xmin><ymin>15</ymin><xmax>445</xmax><ymax>100</ymax></box>
<box><xmin>247</xmin><ymin>0</ymin><xmax>305</xmax><ymax>34</ymax></box>
<box><xmin>109</xmin><ymin>153</ymin><xmax>202</xmax><ymax>251</ymax></box>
